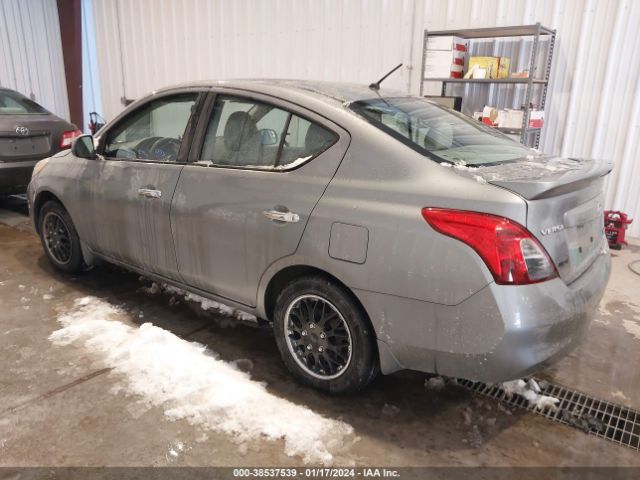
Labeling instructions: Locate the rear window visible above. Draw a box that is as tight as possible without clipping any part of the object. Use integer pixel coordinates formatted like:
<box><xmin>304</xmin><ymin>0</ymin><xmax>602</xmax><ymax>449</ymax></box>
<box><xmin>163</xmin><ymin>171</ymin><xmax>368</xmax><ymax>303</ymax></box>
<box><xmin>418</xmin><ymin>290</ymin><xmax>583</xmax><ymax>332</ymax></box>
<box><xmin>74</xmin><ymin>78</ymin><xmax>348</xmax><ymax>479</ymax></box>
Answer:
<box><xmin>0</xmin><ymin>90</ymin><xmax>48</xmax><ymax>115</ymax></box>
<box><xmin>349</xmin><ymin>96</ymin><xmax>533</xmax><ymax>166</ymax></box>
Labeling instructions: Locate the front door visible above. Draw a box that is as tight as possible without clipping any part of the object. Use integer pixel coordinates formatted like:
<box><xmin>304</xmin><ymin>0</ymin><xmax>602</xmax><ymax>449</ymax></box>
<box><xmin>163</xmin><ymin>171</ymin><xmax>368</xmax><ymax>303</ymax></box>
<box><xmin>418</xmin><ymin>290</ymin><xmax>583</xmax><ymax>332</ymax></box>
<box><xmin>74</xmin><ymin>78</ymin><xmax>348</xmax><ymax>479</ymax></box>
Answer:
<box><xmin>171</xmin><ymin>91</ymin><xmax>350</xmax><ymax>306</ymax></box>
<box><xmin>86</xmin><ymin>91</ymin><xmax>200</xmax><ymax>279</ymax></box>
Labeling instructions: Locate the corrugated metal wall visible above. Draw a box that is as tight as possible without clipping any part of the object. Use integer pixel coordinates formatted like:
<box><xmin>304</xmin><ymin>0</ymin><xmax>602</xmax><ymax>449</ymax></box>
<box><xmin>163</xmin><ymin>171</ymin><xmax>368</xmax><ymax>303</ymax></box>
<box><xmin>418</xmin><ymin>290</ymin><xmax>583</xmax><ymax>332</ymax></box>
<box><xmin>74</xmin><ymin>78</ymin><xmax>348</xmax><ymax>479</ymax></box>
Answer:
<box><xmin>0</xmin><ymin>0</ymin><xmax>70</xmax><ymax>120</ymax></box>
<box><xmin>91</xmin><ymin>0</ymin><xmax>640</xmax><ymax>235</ymax></box>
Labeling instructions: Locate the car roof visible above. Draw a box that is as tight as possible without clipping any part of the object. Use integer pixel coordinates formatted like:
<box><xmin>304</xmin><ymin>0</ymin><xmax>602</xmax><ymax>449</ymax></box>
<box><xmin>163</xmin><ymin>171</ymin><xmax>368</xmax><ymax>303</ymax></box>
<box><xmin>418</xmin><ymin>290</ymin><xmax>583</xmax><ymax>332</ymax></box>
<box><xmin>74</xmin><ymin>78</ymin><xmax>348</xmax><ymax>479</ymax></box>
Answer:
<box><xmin>153</xmin><ymin>79</ymin><xmax>410</xmax><ymax>105</ymax></box>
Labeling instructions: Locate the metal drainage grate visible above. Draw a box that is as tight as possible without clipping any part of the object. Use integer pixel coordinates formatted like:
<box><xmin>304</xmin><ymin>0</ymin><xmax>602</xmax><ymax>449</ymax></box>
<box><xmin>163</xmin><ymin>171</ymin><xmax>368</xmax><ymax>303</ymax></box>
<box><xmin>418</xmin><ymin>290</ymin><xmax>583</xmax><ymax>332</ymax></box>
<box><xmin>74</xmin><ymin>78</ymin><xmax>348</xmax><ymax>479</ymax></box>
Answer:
<box><xmin>458</xmin><ymin>378</ymin><xmax>640</xmax><ymax>451</ymax></box>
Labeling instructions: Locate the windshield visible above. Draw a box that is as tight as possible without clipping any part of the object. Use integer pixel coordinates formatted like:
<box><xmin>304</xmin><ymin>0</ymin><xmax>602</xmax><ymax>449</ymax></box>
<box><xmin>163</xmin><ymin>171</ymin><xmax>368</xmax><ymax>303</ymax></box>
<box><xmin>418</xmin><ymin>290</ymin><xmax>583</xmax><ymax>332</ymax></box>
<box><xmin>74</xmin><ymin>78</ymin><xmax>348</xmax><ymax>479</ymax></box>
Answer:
<box><xmin>0</xmin><ymin>90</ymin><xmax>48</xmax><ymax>115</ymax></box>
<box><xmin>349</xmin><ymin>96</ymin><xmax>533</xmax><ymax>166</ymax></box>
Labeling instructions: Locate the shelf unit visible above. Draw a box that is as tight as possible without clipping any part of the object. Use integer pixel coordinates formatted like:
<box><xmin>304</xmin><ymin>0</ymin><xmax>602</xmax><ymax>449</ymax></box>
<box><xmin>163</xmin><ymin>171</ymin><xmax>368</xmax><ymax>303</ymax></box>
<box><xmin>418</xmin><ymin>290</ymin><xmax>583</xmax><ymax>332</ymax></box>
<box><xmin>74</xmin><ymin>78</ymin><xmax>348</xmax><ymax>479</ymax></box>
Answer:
<box><xmin>420</xmin><ymin>23</ymin><xmax>556</xmax><ymax>148</ymax></box>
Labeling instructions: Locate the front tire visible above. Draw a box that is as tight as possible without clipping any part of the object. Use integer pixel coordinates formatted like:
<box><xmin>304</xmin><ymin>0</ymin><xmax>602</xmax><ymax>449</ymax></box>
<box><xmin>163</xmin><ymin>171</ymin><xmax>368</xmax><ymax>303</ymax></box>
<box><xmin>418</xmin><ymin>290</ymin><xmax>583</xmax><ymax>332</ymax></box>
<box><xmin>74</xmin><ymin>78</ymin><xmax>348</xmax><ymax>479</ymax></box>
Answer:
<box><xmin>38</xmin><ymin>200</ymin><xmax>85</xmax><ymax>274</ymax></box>
<box><xmin>273</xmin><ymin>276</ymin><xmax>379</xmax><ymax>394</ymax></box>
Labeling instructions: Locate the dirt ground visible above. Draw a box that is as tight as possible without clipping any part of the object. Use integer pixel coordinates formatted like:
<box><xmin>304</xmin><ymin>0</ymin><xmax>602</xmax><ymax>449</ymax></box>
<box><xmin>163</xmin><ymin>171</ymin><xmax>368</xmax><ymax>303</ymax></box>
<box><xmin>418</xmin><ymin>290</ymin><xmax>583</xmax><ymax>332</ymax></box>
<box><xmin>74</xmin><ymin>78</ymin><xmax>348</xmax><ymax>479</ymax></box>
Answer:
<box><xmin>1</xmin><ymin>195</ymin><xmax>639</xmax><ymax>468</ymax></box>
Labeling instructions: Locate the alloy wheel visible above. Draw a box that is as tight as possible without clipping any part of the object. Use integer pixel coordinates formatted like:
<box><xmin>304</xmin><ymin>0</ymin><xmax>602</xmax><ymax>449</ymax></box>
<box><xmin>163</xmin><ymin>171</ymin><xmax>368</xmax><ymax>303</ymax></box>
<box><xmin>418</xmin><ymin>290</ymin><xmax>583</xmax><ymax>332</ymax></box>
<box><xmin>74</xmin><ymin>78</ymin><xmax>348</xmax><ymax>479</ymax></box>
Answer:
<box><xmin>284</xmin><ymin>294</ymin><xmax>352</xmax><ymax>379</ymax></box>
<box><xmin>43</xmin><ymin>212</ymin><xmax>72</xmax><ymax>265</ymax></box>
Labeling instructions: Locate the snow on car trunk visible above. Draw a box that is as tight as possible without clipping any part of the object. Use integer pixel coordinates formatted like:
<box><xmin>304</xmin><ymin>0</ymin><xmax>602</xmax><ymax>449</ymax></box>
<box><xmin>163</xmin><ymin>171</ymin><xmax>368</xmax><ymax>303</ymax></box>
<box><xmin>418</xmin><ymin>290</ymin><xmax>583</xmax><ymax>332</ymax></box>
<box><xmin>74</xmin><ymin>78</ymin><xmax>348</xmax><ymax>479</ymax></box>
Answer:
<box><xmin>49</xmin><ymin>296</ymin><xmax>354</xmax><ymax>465</ymax></box>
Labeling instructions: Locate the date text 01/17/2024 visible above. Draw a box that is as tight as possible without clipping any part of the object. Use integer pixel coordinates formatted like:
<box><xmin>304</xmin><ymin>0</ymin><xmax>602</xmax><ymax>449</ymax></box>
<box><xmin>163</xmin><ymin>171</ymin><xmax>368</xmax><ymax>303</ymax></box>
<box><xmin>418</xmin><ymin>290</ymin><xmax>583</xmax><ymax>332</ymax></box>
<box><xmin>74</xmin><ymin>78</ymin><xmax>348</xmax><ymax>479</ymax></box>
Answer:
<box><xmin>232</xmin><ymin>468</ymin><xmax>401</xmax><ymax>478</ymax></box>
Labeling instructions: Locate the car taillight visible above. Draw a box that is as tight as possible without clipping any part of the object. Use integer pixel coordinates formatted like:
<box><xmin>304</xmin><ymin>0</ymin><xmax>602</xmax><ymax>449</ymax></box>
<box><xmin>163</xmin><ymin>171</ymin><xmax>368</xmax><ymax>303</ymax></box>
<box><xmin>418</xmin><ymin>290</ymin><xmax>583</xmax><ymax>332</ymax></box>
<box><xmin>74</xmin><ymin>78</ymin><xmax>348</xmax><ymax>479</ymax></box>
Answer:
<box><xmin>60</xmin><ymin>129</ymin><xmax>82</xmax><ymax>149</ymax></box>
<box><xmin>421</xmin><ymin>208</ymin><xmax>557</xmax><ymax>285</ymax></box>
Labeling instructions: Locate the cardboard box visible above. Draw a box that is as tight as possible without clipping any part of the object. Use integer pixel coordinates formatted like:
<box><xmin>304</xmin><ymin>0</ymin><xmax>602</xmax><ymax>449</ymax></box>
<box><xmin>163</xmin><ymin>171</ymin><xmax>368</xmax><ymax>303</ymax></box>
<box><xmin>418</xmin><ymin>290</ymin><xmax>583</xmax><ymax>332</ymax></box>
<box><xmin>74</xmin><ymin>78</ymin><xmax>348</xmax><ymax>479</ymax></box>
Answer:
<box><xmin>425</xmin><ymin>49</ymin><xmax>466</xmax><ymax>66</ymax></box>
<box><xmin>424</xmin><ymin>49</ymin><xmax>467</xmax><ymax>79</ymax></box>
<box><xmin>469</xmin><ymin>56</ymin><xmax>500</xmax><ymax>79</ymax></box>
<box><xmin>482</xmin><ymin>106</ymin><xmax>499</xmax><ymax>126</ymax></box>
<box><xmin>497</xmin><ymin>57</ymin><xmax>510</xmax><ymax>79</ymax></box>
<box><xmin>498</xmin><ymin>109</ymin><xmax>524</xmax><ymax>129</ymax></box>
<box><xmin>424</xmin><ymin>62</ymin><xmax>464</xmax><ymax>78</ymax></box>
<box><xmin>529</xmin><ymin>110</ymin><xmax>544</xmax><ymax>128</ymax></box>
<box><xmin>426</xmin><ymin>35</ymin><xmax>468</xmax><ymax>52</ymax></box>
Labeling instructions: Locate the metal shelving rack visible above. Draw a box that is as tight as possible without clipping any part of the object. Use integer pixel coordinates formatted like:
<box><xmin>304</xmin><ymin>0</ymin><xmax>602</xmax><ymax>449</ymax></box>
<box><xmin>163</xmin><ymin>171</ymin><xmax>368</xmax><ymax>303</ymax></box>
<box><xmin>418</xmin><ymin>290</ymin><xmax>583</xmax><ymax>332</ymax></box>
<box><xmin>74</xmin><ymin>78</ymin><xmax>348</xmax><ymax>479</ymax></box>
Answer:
<box><xmin>420</xmin><ymin>23</ymin><xmax>556</xmax><ymax>148</ymax></box>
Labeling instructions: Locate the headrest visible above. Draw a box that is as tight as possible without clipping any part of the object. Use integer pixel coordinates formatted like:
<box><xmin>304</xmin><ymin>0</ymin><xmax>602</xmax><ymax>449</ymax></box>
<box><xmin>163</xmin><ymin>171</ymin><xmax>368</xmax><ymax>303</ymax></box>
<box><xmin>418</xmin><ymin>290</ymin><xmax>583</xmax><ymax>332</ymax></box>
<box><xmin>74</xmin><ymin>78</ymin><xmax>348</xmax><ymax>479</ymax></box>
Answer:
<box><xmin>224</xmin><ymin>111</ymin><xmax>258</xmax><ymax>152</ymax></box>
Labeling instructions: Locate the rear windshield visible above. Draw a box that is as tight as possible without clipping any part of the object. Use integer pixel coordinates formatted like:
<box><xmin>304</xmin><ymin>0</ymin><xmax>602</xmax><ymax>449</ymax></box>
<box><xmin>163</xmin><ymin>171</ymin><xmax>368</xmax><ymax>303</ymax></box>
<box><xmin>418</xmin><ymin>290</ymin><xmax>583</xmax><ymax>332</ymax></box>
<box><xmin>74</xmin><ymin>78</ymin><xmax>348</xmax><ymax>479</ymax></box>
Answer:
<box><xmin>0</xmin><ymin>90</ymin><xmax>48</xmax><ymax>115</ymax></box>
<box><xmin>349</xmin><ymin>96</ymin><xmax>533</xmax><ymax>166</ymax></box>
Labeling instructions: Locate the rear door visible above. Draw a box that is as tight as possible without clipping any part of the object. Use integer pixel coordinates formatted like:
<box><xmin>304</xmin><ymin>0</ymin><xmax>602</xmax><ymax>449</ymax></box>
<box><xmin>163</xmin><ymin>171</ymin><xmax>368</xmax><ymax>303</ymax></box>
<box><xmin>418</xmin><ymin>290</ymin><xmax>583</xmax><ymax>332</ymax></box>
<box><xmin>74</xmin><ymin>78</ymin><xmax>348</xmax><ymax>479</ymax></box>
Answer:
<box><xmin>171</xmin><ymin>90</ymin><xmax>349</xmax><ymax>306</ymax></box>
<box><xmin>86</xmin><ymin>91</ymin><xmax>202</xmax><ymax>279</ymax></box>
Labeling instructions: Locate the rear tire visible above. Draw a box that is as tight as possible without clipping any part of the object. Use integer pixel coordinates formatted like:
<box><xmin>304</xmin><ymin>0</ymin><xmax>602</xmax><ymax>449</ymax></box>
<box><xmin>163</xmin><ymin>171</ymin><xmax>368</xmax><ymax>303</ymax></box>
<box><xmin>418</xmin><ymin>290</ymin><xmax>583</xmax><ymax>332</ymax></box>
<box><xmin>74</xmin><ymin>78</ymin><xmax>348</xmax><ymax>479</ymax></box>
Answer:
<box><xmin>38</xmin><ymin>200</ymin><xmax>85</xmax><ymax>274</ymax></box>
<box><xmin>273</xmin><ymin>275</ymin><xmax>379</xmax><ymax>394</ymax></box>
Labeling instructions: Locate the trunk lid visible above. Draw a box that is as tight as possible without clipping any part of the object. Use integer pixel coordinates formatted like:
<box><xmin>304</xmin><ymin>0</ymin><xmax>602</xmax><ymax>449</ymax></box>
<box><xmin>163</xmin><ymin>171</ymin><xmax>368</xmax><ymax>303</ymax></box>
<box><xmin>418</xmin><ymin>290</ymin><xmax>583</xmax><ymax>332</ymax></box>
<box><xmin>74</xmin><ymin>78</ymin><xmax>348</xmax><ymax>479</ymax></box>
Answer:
<box><xmin>459</xmin><ymin>156</ymin><xmax>612</xmax><ymax>284</ymax></box>
<box><xmin>0</xmin><ymin>114</ymin><xmax>72</xmax><ymax>162</ymax></box>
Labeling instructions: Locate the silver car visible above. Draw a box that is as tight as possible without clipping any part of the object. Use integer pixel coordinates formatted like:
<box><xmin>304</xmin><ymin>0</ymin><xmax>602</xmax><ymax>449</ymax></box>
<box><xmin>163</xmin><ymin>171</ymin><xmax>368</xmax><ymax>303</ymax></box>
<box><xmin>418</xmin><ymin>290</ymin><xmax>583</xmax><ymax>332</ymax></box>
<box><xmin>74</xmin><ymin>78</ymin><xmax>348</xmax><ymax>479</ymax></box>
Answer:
<box><xmin>27</xmin><ymin>81</ymin><xmax>611</xmax><ymax>394</ymax></box>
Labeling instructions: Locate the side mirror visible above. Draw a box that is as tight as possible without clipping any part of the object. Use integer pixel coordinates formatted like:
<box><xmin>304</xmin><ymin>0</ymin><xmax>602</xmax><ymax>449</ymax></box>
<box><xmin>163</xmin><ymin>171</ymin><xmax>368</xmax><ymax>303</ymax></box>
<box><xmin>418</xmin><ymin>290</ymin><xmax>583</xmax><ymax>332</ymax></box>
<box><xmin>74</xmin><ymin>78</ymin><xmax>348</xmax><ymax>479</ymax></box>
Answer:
<box><xmin>72</xmin><ymin>134</ymin><xmax>96</xmax><ymax>159</ymax></box>
<box><xmin>260</xmin><ymin>128</ymin><xmax>278</xmax><ymax>146</ymax></box>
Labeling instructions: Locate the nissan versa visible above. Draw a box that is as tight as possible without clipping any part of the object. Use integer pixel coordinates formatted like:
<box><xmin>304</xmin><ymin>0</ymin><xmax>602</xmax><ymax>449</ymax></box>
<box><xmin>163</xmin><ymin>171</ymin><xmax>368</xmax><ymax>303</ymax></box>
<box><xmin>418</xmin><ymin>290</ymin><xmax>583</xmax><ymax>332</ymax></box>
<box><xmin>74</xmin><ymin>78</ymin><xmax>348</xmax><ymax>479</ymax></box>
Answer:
<box><xmin>27</xmin><ymin>80</ymin><xmax>611</xmax><ymax>394</ymax></box>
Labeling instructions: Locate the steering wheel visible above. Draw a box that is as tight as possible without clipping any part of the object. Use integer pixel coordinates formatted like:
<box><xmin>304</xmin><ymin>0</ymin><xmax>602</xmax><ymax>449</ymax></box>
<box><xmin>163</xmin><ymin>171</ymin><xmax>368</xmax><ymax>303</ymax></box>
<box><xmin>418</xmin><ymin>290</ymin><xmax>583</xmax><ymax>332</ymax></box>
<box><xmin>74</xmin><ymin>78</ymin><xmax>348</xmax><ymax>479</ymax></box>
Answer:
<box><xmin>134</xmin><ymin>136</ymin><xmax>162</xmax><ymax>159</ymax></box>
<box><xmin>150</xmin><ymin>137</ymin><xmax>181</xmax><ymax>161</ymax></box>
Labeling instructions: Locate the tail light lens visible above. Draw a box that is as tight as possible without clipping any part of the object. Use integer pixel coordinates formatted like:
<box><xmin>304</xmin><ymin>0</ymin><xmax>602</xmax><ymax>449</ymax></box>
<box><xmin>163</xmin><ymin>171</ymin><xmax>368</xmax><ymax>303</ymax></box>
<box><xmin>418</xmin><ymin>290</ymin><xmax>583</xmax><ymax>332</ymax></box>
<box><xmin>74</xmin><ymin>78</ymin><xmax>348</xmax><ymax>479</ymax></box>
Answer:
<box><xmin>421</xmin><ymin>208</ymin><xmax>557</xmax><ymax>285</ymax></box>
<box><xmin>60</xmin><ymin>129</ymin><xmax>82</xmax><ymax>149</ymax></box>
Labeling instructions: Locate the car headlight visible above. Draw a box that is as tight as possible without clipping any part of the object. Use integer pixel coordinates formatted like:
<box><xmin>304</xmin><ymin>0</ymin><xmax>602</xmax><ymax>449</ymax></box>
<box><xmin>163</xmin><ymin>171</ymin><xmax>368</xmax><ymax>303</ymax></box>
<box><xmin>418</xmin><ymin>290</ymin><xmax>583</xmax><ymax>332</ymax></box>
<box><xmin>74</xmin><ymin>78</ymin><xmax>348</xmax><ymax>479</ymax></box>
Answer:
<box><xmin>32</xmin><ymin>158</ymin><xmax>49</xmax><ymax>178</ymax></box>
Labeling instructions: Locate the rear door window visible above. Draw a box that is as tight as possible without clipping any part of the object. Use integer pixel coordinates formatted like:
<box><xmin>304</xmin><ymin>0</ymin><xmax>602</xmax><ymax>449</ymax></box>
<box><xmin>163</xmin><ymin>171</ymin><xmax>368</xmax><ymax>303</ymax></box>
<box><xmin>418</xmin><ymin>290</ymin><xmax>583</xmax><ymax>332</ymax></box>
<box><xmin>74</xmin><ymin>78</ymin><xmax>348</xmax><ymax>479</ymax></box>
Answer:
<box><xmin>200</xmin><ymin>94</ymin><xmax>337</xmax><ymax>169</ymax></box>
<box><xmin>279</xmin><ymin>115</ymin><xmax>337</xmax><ymax>168</ymax></box>
<box><xmin>103</xmin><ymin>93</ymin><xmax>197</xmax><ymax>162</ymax></box>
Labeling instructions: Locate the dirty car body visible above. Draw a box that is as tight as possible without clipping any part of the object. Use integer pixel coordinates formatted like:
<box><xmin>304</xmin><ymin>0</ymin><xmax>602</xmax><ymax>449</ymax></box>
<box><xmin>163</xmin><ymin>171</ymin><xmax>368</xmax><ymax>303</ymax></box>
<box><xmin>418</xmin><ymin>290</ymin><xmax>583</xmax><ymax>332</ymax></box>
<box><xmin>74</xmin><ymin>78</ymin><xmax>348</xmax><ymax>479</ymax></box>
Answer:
<box><xmin>1</xmin><ymin>88</ymin><xmax>79</xmax><ymax>195</ymax></box>
<box><xmin>28</xmin><ymin>80</ymin><xmax>611</xmax><ymax>392</ymax></box>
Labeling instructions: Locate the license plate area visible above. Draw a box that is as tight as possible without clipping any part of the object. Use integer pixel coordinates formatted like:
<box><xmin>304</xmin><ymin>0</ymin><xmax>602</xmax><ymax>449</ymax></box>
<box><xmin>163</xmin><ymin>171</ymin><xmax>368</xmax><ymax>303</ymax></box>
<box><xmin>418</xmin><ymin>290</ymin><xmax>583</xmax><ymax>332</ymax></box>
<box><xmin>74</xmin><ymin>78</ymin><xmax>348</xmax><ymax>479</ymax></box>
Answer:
<box><xmin>0</xmin><ymin>135</ymin><xmax>50</xmax><ymax>157</ymax></box>
<box><xmin>564</xmin><ymin>196</ymin><xmax>604</xmax><ymax>273</ymax></box>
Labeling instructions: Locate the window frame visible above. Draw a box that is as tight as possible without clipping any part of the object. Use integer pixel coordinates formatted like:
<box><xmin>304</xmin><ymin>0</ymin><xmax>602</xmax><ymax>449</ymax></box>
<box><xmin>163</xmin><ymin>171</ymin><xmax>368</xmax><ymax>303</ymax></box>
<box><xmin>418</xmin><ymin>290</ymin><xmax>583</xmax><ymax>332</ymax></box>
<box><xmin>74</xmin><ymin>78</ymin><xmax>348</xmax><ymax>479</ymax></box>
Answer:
<box><xmin>188</xmin><ymin>89</ymin><xmax>341</xmax><ymax>172</ymax></box>
<box><xmin>96</xmin><ymin>89</ymin><xmax>206</xmax><ymax>165</ymax></box>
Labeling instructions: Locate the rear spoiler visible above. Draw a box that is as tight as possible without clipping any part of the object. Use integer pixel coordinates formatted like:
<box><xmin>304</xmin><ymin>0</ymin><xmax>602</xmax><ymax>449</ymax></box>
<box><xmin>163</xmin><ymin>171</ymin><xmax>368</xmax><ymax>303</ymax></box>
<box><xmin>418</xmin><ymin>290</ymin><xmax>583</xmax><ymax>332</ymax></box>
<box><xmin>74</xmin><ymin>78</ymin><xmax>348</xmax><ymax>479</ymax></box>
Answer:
<box><xmin>488</xmin><ymin>159</ymin><xmax>613</xmax><ymax>200</ymax></box>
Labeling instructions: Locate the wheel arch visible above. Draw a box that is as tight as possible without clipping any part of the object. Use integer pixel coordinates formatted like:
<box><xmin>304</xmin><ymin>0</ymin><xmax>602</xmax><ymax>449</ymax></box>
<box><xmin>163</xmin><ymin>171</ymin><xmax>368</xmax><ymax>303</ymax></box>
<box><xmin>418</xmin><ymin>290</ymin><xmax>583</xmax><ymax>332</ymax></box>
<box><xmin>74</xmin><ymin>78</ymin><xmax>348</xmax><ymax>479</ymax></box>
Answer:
<box><xmin>263</xmin><ymin>265</ymin><xmax>377</xmax><ymax>353</ymax></box>
<box><xmin>33</xmin><ymin>190</ymin><xmax>67</xmax><ymax>234</ymax></box>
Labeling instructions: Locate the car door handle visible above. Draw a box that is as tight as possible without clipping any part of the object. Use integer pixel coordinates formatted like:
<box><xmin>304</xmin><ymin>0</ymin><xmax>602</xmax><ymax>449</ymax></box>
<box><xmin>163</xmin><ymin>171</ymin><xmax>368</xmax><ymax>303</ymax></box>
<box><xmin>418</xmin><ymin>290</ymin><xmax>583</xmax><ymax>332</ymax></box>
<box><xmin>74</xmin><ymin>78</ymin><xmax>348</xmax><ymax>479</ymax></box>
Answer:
<box><xmin>138</xmin><ymin>188</ymin><xmax>162</xmax><ymax>199</ymax></box>
<box><xmin>263</xmin><ymin>209</ymin><xmax>300</xmax><ymax>223</ymax></box>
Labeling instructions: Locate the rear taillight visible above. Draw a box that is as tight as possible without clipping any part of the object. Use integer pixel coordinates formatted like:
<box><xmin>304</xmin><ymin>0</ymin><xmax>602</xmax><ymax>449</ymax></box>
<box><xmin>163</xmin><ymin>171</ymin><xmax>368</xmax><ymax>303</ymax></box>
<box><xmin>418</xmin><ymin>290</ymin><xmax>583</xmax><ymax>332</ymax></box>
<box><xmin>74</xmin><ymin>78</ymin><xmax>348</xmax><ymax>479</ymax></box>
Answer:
<box><xmin>421</xmin><ymin>208</ymin><xmax>557</xmax><ymax>285</ymax></box>
<box><xmin>60</xmin><ymin>129</ymin><xmax>82</xmax><ymax>149</ymax></box>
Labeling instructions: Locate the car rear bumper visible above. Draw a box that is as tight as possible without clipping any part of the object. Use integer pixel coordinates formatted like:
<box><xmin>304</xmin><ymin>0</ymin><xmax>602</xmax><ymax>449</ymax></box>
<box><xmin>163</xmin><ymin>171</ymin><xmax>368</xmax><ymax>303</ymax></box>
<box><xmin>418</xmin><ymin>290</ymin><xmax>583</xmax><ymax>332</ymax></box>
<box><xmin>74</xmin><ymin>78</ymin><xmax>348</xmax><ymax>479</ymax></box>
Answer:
<box><xmin>0</xmin><ymin>160</ymin><xmax>38</xmax><ymax>194</ymax></box>
<box><xmin>355</xmin><ymin>244</ymin><xmax>611</xmax><ymax>382</ymax></box>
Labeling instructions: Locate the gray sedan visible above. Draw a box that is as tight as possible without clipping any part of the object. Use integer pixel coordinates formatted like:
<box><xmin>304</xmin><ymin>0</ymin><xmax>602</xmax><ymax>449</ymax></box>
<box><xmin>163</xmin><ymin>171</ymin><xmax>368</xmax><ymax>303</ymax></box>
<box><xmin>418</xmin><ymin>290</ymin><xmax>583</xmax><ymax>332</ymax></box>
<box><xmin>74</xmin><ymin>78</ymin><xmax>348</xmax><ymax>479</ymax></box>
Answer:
<box><xmin>27</xmin><ymin>80</ymin><xmax>611</xmax><ymax>394</ymax></box>
<box><xmin>1</xmin><ymin>88</ymin><xmax>80</xmax><ymax>195</ymax></box>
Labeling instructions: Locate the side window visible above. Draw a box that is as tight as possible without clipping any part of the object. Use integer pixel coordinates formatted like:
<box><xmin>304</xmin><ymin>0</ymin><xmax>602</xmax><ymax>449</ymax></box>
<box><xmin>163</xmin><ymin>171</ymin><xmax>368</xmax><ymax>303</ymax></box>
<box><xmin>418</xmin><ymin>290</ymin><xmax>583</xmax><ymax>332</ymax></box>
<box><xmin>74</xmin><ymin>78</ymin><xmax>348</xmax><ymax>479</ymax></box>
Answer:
<box><xmin>200</xmin><ymin>95</ymin><xmax>289</xmax><ymax>167</ymax></box>
<box><xmin>200</xmin><ymin>95</ymin><xmax>337</xmax><ymax>169</ymax></box>
<box><xmin>104</xmin><ymin>93</ymin><xmax>197</xmax><ymax>162</ymax></box>
<box><xmin>278</xmin><ymin>115</ymin><xmax>337</xmax><ymax>168</ymax></box>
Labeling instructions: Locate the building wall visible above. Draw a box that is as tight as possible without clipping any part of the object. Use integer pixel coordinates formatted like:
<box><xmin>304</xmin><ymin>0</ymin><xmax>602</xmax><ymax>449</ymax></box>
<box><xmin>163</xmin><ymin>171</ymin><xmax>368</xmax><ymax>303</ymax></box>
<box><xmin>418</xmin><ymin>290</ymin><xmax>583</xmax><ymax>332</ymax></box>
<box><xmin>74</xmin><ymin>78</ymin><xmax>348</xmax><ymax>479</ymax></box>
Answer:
<box><xmin>91</xmin><ymin>0</ymin><xmax>640</xmax><ymax>235</ymax></box>
<box><xmin>0</xmin><ymin>0</ymin><xmax>70</xmax><ymax>120</ymax></box>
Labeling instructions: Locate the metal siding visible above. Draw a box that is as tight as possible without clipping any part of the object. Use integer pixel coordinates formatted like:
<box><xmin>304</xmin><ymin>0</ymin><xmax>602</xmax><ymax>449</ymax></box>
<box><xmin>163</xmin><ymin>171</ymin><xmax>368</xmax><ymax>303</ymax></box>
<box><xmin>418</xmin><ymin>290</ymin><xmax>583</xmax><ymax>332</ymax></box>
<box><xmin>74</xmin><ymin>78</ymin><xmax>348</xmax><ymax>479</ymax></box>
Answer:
<box><xmin>0</xmin><ymin>0</ymin><xmax>70</xmax><ymax>120</ymax></box>
<box><xmin>92</xmin><ymin>0</ymin><xmax>640</xmax><ymax>236</ymax></box>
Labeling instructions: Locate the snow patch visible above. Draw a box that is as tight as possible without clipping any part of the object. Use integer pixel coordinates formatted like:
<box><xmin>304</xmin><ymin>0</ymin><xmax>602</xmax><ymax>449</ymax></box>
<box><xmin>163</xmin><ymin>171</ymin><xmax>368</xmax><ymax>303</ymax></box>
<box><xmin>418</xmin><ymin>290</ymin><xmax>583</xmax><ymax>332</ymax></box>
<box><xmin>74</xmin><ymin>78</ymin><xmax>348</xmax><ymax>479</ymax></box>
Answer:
<box><xmin>501</xmin><ymin>379</ymin><xmax>559</xmax><ymax>412</ymax></box>
<box><xmin>166</xmin><ymin>441</ymin><xmax>190</xmax><ymax>462</ymax></box>
<box><xmin>622</xmin><ymin>319</ymin><xmax>640</xmax><ymax>340</ymax></box>
<box><xmin>611</xmin><ymin>390</ymin><xmax>629</xmax><ymax>402</ymax></box>
<box><xmin>43</xmin><ymin>294</ymin><xmax>54</xmax><ymax>301</ymax></box>
<box><xmin>472</xmin><ymin>175</ymin><xmax>487</xmax><ymax>184</ymax></box>
<box><xmin>49</xmin><ymin>297</ymin><xmax>353</xmax><ymax>465</ymax></box>
<box><xmin>424</xmin><ymin>376</ymin><xmax>446</xmax><ymax>391</ymax></box>
<box><xmin>142</xmin><ymin>281</ymin><xmax>257</xmax><ymax>324</ymax></box>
